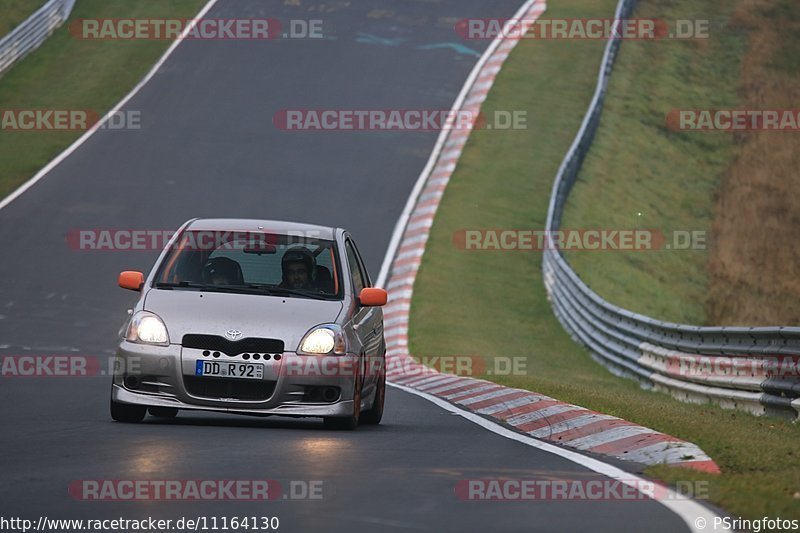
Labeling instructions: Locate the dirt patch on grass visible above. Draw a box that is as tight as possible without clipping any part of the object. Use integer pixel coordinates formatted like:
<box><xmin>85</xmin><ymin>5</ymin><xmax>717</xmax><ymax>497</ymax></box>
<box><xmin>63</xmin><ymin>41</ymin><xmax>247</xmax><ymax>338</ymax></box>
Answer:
<box><xmin>706</xmin><ymin>0</ymin><xmax>800</xmax><ymax>325</ymax></box>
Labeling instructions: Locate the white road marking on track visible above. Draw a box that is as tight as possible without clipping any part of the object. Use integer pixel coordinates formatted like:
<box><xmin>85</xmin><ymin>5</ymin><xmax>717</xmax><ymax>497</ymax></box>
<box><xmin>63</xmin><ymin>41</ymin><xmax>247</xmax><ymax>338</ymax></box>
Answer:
<box><xmin>0</xmin><ymin>0</ymin><xmax>222</xmax><ymax>212</ymax></box>
<box><xmin>2</xmin><ymin>0</ymin><xmax>722</xmax><ymax>527</ymax></box>
<box><xmin>390</xmin><ymin>381</ymin><xmax>725</xmax><ymax>532</ymax></box>
<box><xmin>375</xmin><ymin>0</ymin><xmax>723</xmax><ymax>521</ymax></box>
<box><xmin>374</xmin><ymin>1</ymin><xmax>545</xmax><ymax>287</ymax></box>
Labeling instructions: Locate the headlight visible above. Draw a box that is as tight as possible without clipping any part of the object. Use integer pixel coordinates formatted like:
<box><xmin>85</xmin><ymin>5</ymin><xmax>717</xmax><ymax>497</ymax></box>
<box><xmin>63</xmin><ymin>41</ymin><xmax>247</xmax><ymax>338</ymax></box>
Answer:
<box><xmin>126</xmin><ymin>311</ymin><xmax>170</xmax><ymax>346</ymax></box>
<box><xmin>298</xmin><ymin>325</ymin><xmax>346</xmax><ymax>355</ymax></box>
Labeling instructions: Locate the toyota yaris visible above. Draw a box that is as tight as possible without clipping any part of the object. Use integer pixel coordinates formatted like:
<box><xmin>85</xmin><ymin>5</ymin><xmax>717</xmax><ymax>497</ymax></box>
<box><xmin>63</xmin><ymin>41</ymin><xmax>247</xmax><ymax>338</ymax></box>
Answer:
<box><xmin>110</xmin><ymin>218</ymin><xmax>387</xmax><ymax>430</ymax></box>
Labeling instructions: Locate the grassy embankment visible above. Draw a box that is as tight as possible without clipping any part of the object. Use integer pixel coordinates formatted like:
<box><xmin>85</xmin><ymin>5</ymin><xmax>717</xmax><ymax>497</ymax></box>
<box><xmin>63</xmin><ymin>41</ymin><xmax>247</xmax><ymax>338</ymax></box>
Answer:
<box><xmin>0</xmin><ymin>0</ymin><xmax>208</xmax><ymax>199</ymax></box>
<box><xmin>409</xmin><ymin>0</ymin><xmax>800</xmax><ymax>519</ymax></box>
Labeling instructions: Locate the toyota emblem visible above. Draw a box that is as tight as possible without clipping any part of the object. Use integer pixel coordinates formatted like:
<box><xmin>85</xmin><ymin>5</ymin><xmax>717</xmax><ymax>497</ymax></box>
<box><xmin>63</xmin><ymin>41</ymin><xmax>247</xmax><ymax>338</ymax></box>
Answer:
<box><xmin>225</xmin><ymin>329</ymin><xmax>243</xmax><ymax>340</ymax></box>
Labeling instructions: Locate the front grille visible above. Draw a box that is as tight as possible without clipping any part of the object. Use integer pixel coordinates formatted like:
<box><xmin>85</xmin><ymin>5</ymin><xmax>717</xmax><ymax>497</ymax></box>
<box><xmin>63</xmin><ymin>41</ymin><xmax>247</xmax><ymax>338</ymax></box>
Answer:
<box><xmin>184</xmin><ymin>376</ymin><xmax>276</xmax><ymax>401</ymax></box>
<box><xmin>182</xmin><ymin>334</ymin><xmax>284</xmax><ymax>356</ymax></box>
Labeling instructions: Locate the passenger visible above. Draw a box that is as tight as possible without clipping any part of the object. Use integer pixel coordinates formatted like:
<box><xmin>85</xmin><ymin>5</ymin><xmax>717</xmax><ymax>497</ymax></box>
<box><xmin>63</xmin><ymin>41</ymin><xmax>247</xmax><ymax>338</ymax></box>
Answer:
<box><xmin>202</xmin><ymin>257</ymin><xmax>243</xmax><ymax>285</ymax></box>
<box><xmin>280</xmin><ymin>247</ymin><xmax>315</xmax><ymax>290</ymax></box>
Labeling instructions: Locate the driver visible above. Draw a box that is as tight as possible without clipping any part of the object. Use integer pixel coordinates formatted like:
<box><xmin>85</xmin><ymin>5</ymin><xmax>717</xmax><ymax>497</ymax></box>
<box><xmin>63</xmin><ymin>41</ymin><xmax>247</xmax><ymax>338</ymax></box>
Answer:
<box><xmin>279</xmin><ymin>246</ymin><xmax>315</xmax><ymax>290</ymax></box>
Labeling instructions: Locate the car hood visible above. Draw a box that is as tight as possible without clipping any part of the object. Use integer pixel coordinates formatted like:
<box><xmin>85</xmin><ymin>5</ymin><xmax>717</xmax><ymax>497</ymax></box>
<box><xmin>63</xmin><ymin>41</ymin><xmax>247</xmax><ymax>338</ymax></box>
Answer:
<box><xmin>143</xmin><ymin>288</ymin><xmax>344</xmax><ymax>352</ymax></box>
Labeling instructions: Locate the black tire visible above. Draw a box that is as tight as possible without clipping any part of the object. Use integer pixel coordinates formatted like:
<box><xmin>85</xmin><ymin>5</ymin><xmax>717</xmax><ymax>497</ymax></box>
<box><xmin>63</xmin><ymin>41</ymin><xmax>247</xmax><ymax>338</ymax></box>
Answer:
<box><xmin>110</xmin><ymin>399</ymin><xmax>146</xmax><ymax>423</ymax></box>
<box><xmin>148</xmin><ymin>407</ymin><xmax>178</xmax><ymax>419</ymax></box>
<box><xmin>361</xmin><ymin>370</ymin><xmax>385</xmax><ymax>425</ymax></box>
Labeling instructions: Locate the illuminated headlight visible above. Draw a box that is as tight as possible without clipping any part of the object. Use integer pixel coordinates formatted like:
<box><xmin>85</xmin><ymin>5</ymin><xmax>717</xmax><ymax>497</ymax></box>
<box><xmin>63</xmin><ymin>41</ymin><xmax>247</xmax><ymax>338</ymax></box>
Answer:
<box><xmin>126</xmin><ymin>311</ymin><xmax>170</xmax><ymax>346</ymax></box>
<box><xmin>299</xmin><ymin>325</ymin><xmax>346</xmax><ymax>355</ymax></box>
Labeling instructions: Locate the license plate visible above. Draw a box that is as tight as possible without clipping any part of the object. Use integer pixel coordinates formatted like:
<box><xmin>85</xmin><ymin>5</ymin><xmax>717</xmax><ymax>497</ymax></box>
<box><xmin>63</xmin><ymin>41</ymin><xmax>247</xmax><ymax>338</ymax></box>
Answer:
<box><xmin>195</xmin><ymin>360</ymin><xmax>263</xmax><ymax>380</ymax></box>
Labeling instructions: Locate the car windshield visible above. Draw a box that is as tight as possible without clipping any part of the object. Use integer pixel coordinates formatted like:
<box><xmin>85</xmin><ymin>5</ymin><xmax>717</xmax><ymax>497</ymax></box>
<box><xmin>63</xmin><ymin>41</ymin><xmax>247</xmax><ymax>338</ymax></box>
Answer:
<box><xmin>153</xmin><ymin>230</ymin><xmax>342</xmax><ymax>300</ymax></box>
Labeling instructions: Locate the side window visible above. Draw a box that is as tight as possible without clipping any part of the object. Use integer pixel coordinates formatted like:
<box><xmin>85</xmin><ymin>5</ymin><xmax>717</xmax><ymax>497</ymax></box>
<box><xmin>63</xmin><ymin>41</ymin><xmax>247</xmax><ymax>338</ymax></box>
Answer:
<box><xmin>348</xmin><ymin>238</ymin><xmax>372</xmax><ymax>287</ymax></box>
<box><xmin>345</xmin><ymin>240</ymin><xmax>366</xmax><ymax>295</ymax></box>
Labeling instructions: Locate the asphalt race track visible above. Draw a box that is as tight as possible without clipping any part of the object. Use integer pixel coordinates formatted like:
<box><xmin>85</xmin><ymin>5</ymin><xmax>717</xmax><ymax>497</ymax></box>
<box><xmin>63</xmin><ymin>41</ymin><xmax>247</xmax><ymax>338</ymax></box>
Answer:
<box><xmin>0</xmin><ymin>1</ymin><xmax>695</xmax><ymax>531</ymax></box>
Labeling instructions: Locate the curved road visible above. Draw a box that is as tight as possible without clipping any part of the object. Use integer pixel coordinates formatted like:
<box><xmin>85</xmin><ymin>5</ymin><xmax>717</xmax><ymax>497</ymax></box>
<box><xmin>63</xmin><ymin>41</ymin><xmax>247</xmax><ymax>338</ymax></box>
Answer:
<box><xmin>0</xmin><ymin>1</ymin><xmax>693</xmax><ymax>531</ymax></box>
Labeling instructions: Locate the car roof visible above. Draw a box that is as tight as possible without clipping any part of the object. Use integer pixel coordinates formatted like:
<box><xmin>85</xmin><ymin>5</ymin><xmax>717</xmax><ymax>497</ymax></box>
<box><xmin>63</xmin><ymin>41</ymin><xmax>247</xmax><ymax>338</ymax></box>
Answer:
<box><xmin>186</xmin><ymin>218</ymin><xmax>339</xmax><ymax>240</ymax></box>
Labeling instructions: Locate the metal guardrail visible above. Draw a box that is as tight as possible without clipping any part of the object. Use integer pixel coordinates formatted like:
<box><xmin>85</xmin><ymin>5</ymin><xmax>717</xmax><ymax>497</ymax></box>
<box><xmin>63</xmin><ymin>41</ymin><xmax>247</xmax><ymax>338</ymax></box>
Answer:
<box><xmin>0</xmin><ymin>0</ymin><xmax>76</xmax><ymax>77</ymax></box>
<box><xmin>542</xmin><ymin>0</ymin><xmax>800</xmax><ymax>420</ymax></box>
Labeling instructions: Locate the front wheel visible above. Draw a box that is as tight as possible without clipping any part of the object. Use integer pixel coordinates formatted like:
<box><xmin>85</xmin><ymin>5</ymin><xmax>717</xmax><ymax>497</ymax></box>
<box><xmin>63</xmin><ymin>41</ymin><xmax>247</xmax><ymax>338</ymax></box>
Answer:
<box><xmin>361</xmin><ymin>370</ymin><xmax>385</xmax><ymax>425</ymax></box>
<box><xmin>110</xmin><ymin>399</ymin><xmax>146</xmax><ymax>423</ymax></box>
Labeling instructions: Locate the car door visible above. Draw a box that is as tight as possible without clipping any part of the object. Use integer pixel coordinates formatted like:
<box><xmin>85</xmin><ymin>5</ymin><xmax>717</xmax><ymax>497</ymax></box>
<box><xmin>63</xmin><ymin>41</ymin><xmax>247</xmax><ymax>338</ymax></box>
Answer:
<box><xmin>344</xmin><ymin>238</ymin><xmax>383</xmax><ymax>399</ymax></box>
<box><xmin>349</xmin><ymin>237</ymin><xmax>384</xmax><ymax>360</ymax></box>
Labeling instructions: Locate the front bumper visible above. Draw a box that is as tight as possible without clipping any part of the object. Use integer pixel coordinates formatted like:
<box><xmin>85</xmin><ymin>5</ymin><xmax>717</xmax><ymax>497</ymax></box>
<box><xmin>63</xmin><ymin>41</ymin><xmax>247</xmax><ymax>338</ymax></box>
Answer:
<box><xmin>112</xmin><ymin>385</ymin><xmax>355</xmax><ymax>417</ymax></box>
<box><xmin>111</xmin><ymin>340</ymin><xmax>360</xmax><ymax>417</ymax></box>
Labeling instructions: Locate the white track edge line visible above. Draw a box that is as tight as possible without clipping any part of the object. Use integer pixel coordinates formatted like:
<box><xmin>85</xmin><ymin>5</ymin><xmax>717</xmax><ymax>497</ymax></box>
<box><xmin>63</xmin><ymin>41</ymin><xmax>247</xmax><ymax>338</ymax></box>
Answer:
<box><xmin>0</xmin><ymin>0</ymin><xmax>221</xmax><ymax>212</ymax></box>
<box><xmin>0</xmin><ymin>0</ymin><xmax>725</xmax><ymax>528</ymax></box>
<box><xmin>375</xmin><ymin>0</ymin><xmax>543</xmax><ymax>287</ymax></box>
<box><xmin>389</xmin><ymin>382</ymin><xmax>726</xmax><ymax>532</ymax></box>
<box><xmin>377</xmin><ymin>0</ymin><xmax>727</xmax><ymax>528</ymax></box>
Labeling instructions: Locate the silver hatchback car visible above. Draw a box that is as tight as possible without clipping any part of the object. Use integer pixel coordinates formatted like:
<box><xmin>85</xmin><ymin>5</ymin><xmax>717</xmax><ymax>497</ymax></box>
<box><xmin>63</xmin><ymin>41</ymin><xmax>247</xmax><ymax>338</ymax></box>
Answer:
<box><xmin>110</xmin><ymin>218</ymin><xmax>387</xmax><ymax>429</ymax></box>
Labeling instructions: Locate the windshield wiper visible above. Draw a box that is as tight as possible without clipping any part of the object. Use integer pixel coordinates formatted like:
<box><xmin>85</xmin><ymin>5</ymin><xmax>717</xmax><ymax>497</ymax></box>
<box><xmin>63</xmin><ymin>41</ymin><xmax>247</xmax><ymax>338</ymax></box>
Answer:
<box><xmin>244</xmin><ymin>284</ymin><xmax>332</xmax><ymax>300</ymax></box>
<box><xmin>154</xmin><ymin>281</ymin><xmax>207</xmax><ymax>289</ymax></box>
<box><xmin>154</xmin><ymin>281</ymin><xmax>260</xmax><ymax>294</ymax></box>
<box><xmin>154</xmin><ymin>281</ymin><xmax>332</xmax><ymax>299</ymax></box>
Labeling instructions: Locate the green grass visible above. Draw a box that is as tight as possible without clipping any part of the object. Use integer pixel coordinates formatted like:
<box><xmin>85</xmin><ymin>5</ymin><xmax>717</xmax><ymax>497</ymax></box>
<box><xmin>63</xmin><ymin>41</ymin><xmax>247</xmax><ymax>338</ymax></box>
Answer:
<box><xmin>409</xmin><ymin>0</ymin><xmax>800</xmax><ymax>520</ymax></box>
<box><xmin>0</xmin><ymin>0</ymin><xmax>42</xmax><ymax>35</ymax></box>
<box><xmin>560</xmin><ymin>0</ymin><xmax>746</xmax><ymax>324</ymax></box>
<box><xmin>0</xmin><ymin>0</ymin><xmax>208</xmax><ymax>199</ymax></box>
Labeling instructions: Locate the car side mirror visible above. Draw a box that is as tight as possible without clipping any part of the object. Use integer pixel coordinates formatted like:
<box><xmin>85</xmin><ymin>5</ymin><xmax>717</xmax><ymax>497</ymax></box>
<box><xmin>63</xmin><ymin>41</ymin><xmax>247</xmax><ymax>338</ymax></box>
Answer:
<box><xmin>359</xmin><ymin>287</ymin><xmax>387</xmax><ymax>307</ymax></box>
<box><xmin>118</xmin><ymin>271</ymin><xmax>145</xmax><ymax>291</ymax></box>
